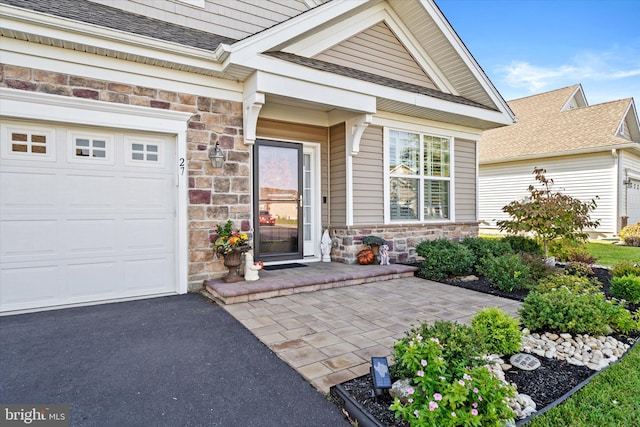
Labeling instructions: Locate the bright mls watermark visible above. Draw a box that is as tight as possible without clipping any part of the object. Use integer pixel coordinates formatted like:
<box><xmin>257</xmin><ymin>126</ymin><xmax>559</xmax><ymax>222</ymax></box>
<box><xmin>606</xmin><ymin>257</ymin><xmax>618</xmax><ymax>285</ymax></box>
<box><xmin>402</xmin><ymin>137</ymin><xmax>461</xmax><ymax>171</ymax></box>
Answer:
<box><xmin>1</xmin><ymin>405</ymin><xmax>69</xmax><ymax>426</ymax></box>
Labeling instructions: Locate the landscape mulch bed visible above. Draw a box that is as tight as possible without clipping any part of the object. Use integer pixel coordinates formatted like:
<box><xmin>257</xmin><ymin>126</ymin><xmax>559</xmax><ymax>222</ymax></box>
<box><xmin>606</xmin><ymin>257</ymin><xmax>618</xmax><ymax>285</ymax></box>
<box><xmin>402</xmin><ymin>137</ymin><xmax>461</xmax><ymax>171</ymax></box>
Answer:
<box><xmin>331</xmin><ymin>264</ymin><xmax>639</xmax><ymax>426</ymax></box>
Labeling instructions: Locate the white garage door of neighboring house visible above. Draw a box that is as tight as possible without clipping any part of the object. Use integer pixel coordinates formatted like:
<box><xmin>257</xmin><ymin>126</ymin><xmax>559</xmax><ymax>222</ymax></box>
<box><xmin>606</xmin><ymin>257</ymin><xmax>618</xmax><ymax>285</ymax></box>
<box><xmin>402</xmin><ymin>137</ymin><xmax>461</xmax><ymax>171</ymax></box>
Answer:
<box><xmin>628</xmin><ymin>177</ymin><xmax>640</xmax><ymax>226</ymax></box>
<box><xmin>0</xmin><ymin>121</ymin><xmax>177</xmax><ymax>314</ymax></box>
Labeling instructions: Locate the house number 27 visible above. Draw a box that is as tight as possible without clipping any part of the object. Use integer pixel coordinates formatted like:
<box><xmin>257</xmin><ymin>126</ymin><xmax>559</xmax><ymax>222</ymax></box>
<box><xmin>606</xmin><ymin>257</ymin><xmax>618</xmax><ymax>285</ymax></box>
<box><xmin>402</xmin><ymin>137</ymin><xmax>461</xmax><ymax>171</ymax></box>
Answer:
<box><xmin>179</xmin><ymin>157</ymin><xmax>185</xmax><ymax>175</ymax></box>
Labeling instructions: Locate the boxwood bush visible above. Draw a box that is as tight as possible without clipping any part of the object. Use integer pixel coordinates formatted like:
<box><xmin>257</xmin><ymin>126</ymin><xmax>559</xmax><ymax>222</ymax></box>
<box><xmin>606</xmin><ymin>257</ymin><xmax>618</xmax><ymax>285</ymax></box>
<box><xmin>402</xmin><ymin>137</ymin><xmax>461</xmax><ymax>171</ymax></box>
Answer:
<box><xmin>477</xmin><ymin>253</ymin><xmax>533</xmax><ymax>292</ymax></box>
<box><xmin>416</xmin><ymin>238</ymin><xmax>474</xmax><ymax>279</ymax></box>
<box><xmin>536</xmin><ymin>273</ymin><xmax>601</xmax><ymax>295</ymax></box>
<box><xmin>519</xmin><ymin>288</ymin><xmax>636</xmax><ymax>335</ymax></box>
<box><xmin>612</xmin><ymin>260</ymin><xmax>640</xmax><ymax>278</ymax></box>
<box><xmin>471</xmin><ymin>307</ymin><xmax>522</xmax><ymax>356</ymax></box>
<box><xmin>501</xmin><ymin>235</ymin><xmax>542</xmax><ymax>256</ymax></box>
<box><xmin>610</xmin><ymin>275</ymin><xmax>640</xmax><ymax>303</ymax></box>
<box><xmin>461</xmin><ymin>237</ymin><xmax>511</xmax><ymax>268</ymax></box>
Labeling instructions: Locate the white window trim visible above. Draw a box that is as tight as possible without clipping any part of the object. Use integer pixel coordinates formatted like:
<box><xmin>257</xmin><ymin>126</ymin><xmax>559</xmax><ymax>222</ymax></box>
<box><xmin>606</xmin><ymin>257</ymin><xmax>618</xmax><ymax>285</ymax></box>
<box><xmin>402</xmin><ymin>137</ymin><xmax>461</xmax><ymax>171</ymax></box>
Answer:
<box><xmin>68</xmin><ymin>131</ymin><xmax>114</xmax><ymax>164</ymax></box>
<box><xmin>0</xmin><ymin>88</ymin><xmax>192</xmax><ymax>295</ymax></box>
<box><xmin>1</xmin><ymin>123</ymin><xmax>56</xmax><ymax>162</ymax></box>
<box><xmin>124</xmin><ymin>136</ymin><xmax>166</xmax><ymax>168</ymax></box>
<box><xmin>383</xmin><ymin>126</ymin><xmax>455</xmax><ymax>224</ymax></box>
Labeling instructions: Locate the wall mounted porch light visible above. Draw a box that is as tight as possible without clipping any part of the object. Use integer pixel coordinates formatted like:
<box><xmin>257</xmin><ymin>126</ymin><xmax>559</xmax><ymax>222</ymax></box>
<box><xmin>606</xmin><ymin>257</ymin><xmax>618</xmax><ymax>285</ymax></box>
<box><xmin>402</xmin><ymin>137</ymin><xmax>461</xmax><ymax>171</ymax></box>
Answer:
<box><xmin>370</xmin><ymin>356</ymin><xmax>391</xmax><ymax>397</ymax></box>
<box><xmin>208</xmin><ymin>141</ymin><xmax>224</xmax><ymax>168</ymax></box>
<box><xmin>623</xmin><ymin>178</ymin><xmax>632</xmax><ymax>188</ymax></box>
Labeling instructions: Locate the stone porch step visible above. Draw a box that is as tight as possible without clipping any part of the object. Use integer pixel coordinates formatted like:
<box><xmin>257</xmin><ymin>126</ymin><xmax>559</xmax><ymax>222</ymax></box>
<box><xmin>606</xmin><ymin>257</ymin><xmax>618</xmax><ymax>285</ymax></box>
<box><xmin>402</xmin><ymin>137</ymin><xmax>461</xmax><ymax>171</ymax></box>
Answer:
<box><xmin>203</xmin><ymin>263</ymin><xmax>419</xmax><ymax>304</ymax></box>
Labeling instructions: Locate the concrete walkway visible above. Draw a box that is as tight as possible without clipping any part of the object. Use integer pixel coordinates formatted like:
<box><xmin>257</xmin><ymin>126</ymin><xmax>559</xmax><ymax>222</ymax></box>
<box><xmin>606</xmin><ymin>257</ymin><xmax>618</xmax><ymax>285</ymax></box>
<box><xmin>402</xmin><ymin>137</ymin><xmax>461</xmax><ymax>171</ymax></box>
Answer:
<box><xmin>222</xmin><ymin>276</ymin><xmax>522</xmax><ymax>393</ymax></box>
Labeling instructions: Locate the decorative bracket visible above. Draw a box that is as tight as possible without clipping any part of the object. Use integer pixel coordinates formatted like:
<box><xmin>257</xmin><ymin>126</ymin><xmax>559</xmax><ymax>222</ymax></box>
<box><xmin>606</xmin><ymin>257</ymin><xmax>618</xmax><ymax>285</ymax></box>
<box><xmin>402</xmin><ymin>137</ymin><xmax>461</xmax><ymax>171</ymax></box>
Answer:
<box><xmin>242</xmin><ymin>92</ymin><xmax>265</xmax><ymax>145</ymax></box>
<box><xmin>346</xmin><ymin>114</ymin><xmax>373</xmax><ymax>156</ymax></box>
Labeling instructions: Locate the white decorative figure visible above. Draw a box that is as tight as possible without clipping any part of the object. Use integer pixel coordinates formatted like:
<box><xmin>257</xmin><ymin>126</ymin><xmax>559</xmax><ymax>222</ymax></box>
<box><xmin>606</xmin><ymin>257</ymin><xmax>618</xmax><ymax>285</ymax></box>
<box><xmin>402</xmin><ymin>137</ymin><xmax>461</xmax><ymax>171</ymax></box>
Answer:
<box><xmin>320</xmin><ymin>228</ymin><xmax>332</xmax><ymax>262</ymax></box>
<box><xmin>379</xmin><ymin>244</ymin><xmax>390</xmax><ymax>265</ymax></box>
<box><xmin>244</xmin><ymin>252</ymin><xmax>263</xmax><ymax>281</ymax></box>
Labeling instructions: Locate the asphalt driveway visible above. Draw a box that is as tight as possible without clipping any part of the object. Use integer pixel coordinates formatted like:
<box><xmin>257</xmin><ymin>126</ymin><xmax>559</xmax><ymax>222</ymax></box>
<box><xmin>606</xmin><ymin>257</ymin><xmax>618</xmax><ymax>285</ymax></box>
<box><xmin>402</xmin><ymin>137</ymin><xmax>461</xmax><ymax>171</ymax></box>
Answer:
<box><xmin>0</xmin><ymin>294</ymin><xmax>349</xmax><ymax>426</ymax></box>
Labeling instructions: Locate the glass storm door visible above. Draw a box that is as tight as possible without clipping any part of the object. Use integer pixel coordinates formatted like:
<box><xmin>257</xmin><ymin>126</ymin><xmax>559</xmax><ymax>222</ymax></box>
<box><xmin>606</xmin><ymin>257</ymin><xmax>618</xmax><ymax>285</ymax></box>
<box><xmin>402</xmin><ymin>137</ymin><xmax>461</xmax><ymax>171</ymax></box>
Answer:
<box><xmin>254</xmin><ymin>140</ymin><xmax>303</xmax><ymax>262</ymax></box>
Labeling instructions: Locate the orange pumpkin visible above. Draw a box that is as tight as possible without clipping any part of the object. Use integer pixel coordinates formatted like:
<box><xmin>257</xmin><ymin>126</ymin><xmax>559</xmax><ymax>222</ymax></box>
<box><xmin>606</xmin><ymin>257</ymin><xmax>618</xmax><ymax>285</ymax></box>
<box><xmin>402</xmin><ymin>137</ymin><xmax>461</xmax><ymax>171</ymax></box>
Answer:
<box><xmin>357</xmin><ymin>249</ymin><xmax>374</xmax><ymax>265</ymax></box>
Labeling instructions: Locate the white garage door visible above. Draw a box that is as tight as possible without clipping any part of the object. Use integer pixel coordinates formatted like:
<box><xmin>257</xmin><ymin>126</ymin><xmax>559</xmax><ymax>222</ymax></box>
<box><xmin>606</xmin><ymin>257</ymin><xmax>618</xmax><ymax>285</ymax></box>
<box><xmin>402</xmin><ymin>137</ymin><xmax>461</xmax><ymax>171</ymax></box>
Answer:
<box><xmin>1</xmin><ymin>121</ymin><xmax>177</xmax><ymax>314</ymax></box>
<box><xmin>628</xmin><ymin>178</ymin><xmax>640</xmax><ymax>226</ymax></box>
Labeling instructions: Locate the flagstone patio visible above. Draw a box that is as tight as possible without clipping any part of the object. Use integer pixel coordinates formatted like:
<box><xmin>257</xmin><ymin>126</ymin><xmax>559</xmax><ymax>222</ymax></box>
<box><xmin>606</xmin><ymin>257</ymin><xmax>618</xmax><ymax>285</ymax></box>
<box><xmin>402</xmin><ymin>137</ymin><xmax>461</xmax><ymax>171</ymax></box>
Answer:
<box><xmin>215</xmin><ymin>269</ymin><xmax>522</xmax><ymax>393</ymax></box>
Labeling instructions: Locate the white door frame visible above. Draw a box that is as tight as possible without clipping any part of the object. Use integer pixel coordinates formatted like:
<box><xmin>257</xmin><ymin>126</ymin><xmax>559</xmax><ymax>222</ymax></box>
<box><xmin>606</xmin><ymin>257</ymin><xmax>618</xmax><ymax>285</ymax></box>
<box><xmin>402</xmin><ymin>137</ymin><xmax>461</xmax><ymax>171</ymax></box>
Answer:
<box><xmin>303</xmin><ymin>142</ymin><xmax>321</xmax><ymax>259</ymax></box>
<box><xmin>0</xmin><ymin>88</ymin><xmax>192</xmax><ymax>295</ymax></box>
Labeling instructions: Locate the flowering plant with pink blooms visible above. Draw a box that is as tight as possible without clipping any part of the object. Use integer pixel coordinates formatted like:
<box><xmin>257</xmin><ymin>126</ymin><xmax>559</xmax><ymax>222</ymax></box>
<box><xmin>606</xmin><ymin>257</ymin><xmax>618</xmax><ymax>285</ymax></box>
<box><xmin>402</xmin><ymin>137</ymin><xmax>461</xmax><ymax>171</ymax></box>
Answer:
<box><xmin>389</xmin><ymin>330</ymin><xmax>516</xmax><ymax>426</ymax></box>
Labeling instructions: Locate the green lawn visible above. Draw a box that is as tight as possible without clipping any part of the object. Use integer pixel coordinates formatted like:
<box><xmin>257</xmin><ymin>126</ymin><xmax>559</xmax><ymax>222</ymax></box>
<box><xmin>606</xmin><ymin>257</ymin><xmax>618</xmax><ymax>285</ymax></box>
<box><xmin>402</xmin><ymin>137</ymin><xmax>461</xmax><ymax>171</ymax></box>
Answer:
<box><xmin>526</xmin><ymin>343</ymin><xmax>640</xmax><ymax>427</ymax></box>
<box><xmin>587</xmin><ymin>241</ymin><xmax>640</xmax><ymax>266</ymax></box>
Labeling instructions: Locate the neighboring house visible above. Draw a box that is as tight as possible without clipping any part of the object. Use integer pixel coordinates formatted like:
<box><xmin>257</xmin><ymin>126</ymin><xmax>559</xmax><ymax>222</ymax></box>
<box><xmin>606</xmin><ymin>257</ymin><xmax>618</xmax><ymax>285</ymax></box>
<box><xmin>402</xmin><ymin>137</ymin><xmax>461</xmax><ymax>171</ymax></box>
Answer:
<box><xmin>0</xmin><ymin>0</ymin><xmax>514</xmax><ymax>314</ymax></box>
<box><xmin>478</xmin><ymin>84</ymin><xmax>640</xmax><ymax>238</ymax></box>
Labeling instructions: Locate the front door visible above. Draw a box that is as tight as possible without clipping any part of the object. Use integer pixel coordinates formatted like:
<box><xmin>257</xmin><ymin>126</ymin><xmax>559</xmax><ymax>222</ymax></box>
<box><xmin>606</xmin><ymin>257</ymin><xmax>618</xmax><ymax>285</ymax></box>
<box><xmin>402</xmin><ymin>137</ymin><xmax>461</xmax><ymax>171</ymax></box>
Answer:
<box><xmin>254</xmin><ymin>140</ymin><xmax>303</xmax><ymax>262</ymax></box>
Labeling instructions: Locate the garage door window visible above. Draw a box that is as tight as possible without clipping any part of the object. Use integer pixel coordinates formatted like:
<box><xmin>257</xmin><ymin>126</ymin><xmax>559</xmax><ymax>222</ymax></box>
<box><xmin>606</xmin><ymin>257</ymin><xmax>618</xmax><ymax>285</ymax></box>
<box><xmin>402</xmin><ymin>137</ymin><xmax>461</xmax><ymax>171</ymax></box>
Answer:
<box><xmin>2</xmin><ymin>125</ymin><xmax>55</xmax><ymax>161</ymax></box>
<box><xmin>69</xmin><ymin>133</ymin><xmax>113</xmax><ymax>163</ymax></box>
<box><xmin>125</xmin><ymin>137</ymin><xmax>165</xmax><ymax>167</ymax></box>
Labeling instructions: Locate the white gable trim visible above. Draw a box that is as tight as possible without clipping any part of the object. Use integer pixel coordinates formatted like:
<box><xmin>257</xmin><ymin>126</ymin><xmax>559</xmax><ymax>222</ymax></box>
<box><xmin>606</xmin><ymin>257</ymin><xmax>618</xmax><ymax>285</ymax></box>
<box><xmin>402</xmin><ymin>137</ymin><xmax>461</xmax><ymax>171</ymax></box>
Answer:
<box><xmin>281</xmin><ymin>5</ymin><xmax>455</xmax><ymax>94</ymax></box>
<box><xmin>0</xmin><ymin>88</ymin><xmax>191</xmax><ymax>296</ymax></box>
<box><xmin>225</xmin><ymin>0</ymin><xmax>368</xmax><ymax>64</ymax></box>
<box><xmin>618</xmin><ymin>101</ymin><xmax>640</xmax><ymax>142</ymax></box>
<box><xmin>561</xmin><ymin>84</ymin><xmax>588</xmax><ymax>111</ymax></box>
<box><xmin>420</xmin><ymin>0</ymin><xmax>514</xmax><ymax>122</ymax></box>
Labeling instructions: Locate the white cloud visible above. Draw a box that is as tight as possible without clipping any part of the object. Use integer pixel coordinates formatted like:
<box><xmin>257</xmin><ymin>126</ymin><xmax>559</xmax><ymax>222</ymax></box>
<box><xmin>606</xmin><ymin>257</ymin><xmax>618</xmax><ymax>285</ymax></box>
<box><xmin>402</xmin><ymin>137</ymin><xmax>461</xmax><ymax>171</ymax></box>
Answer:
<box><xmin>495</xmin><ymin>47</ymin><xmax>640</xmax><ymax>99</ymax></box>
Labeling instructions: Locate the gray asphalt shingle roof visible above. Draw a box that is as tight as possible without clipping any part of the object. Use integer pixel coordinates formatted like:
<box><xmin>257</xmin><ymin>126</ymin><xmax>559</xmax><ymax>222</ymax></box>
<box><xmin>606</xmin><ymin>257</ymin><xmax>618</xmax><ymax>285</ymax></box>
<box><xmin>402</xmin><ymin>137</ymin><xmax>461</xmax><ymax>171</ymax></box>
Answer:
<box><xmin>480</xmin><ymin>85</ymin><xmax>634</xmax><ymax>162</ymax></box>
<box><xmin>3</xmin><ymin>0</ymin><xmax>497</xmax><ymax>112</ymax></box>
<box><xmin>0</xmin><ymin>0</ymin><xmax>236</xmax><ymax>50</ymax></box>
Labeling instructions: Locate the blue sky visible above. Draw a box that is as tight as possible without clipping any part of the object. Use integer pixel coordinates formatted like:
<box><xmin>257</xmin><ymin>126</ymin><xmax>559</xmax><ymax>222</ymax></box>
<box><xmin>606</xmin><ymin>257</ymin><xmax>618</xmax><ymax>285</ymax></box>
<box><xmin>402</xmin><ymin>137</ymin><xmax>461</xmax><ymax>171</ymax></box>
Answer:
<box><xmin>436</xmin><ymin>0</ymin><xmax>640</xmax><ymax>106</ymax></box>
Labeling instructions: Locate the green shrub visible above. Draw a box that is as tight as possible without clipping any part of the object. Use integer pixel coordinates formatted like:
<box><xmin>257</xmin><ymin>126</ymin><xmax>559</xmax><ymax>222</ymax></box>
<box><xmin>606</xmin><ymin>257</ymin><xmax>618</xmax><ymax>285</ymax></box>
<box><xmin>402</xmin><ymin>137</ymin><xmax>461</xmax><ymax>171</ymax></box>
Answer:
<box><xmin>391</xmin><ymin>321</ymin><xmax>484</xmax><ymax>380</ymax></box>
<box><xmin>461</xmin><ymin>237</ymin><xmax>511</xmax><ymax>267</ymax></box>
<box><xmin>471</xmin><ymin>308</ymin><xmax>522</xmax><ymax>356</ymax></box>
<box><xmin>612</xmin><ymin>259</ymin><xmax>640</xmax><ymax>278</ymax></box>
<box><xmin>520</xmin><ymin>252</ymin><xmax>556</xmax><ymax>281</ymax></box>
<box><xmin>536</xmin><ymin>273</ymin><xmax>601</xmax><ymax>295</ymax></box>
<box><xmin>519</xmin><ymin>288</ymin><xmax>636</xmax><ymax>335</ymax></box>
<box><xmin>610</xmin><ymin>275</ymin><xmax>640</xmax><ymax>303</ymax></box>
<box><xmin>390</xmin><ymin>331</ymin><xmax>515</xmax><ymax>427</ymax></box>
<box><xmin>417</xmin><ymin>238</ymin><xmax>474</xmax><ymax>279</ymax></box>
<box><xmin>564</xmin><ymin>261</ymin><xmax>594</xmax><ymax>277</ymax></box>
<box><xmin>478</xmin><ymin>254</ymin><xmax>533</xmax><ymax>292</ymax></box>
<box><xmin>549</xmin><ymin>238</ymin><xmax>595</xmax><ymax>262</ymax></box>
<box><xmin>619</xmin><ymin>222</ymin><xmax>640</xmax><ymax>247</ymax></box>
<box><xmin>501</xmin><ymin>235</ymin><xmax>542</xmax><ymax>256</ymax></box>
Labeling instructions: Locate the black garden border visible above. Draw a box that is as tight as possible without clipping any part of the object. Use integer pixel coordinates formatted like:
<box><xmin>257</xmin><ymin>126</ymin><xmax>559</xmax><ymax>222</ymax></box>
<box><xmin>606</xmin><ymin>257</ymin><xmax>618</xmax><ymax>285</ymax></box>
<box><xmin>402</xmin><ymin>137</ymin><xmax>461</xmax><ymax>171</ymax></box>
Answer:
<box><xmin>330</xmin><ymin>338</ymin><xmax>638</xmax><ymax>427</ymax></box>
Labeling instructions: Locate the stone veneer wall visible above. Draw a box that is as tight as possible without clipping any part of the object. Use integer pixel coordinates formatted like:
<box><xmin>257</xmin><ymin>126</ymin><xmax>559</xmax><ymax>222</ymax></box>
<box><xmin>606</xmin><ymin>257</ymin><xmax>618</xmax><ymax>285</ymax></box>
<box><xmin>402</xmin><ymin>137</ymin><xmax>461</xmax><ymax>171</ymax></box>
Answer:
<box><xmin>329</xmin><ymin>222</ymin><xmax>479</xmax><ymax>264</ymax></box>
<box><xmin>0</xmin><ymin>64</ymin><xmax>249</xmax><ymax>291</ymax></box>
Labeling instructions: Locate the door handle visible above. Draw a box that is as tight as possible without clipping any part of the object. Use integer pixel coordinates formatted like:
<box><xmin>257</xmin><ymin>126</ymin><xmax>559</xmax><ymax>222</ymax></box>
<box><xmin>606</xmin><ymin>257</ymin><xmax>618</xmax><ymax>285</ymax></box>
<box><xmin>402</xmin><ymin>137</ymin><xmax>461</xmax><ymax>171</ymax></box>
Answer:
<box><xmin>298</xmin><ymin>195</ymin><xmax>303</xmax><ymax>207</ymax></box>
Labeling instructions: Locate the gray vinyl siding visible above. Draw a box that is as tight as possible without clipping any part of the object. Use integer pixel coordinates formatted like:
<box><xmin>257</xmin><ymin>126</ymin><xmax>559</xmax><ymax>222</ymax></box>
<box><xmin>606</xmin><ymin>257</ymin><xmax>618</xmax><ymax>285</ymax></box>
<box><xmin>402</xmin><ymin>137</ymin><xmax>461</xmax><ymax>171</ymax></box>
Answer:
<box><xmin>454</xmin><ymin>138</ymin><xmax>477</xmax><ymax>221</ymax></box>
<box><xmin>329</xmin><ymin>123</ymin><xmax>346</xmax><ymax>225</ymax></box>
<box><xmin>313</xmin><ymin>22</ymin><xmax>437</xmax><ymax>90</ymax></box>
<box><xmin>87</xmin><ymin>0</ymin><xmax>310</xmax><ymax>39</ymax></box>
<box><xmin>353</xmin><ymin>125</ymin><xmax>384</xmax><ymax>225</ymax></box>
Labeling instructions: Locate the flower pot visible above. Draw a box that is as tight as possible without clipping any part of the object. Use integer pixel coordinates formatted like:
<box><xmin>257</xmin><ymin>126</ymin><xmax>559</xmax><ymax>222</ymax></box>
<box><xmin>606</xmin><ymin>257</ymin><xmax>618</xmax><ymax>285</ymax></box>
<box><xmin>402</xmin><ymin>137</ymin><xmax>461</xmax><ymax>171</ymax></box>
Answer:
<box><xmin>222</xmin><ymin>247</ymin><xmax>247</xmax><ymax>283</ymax></box>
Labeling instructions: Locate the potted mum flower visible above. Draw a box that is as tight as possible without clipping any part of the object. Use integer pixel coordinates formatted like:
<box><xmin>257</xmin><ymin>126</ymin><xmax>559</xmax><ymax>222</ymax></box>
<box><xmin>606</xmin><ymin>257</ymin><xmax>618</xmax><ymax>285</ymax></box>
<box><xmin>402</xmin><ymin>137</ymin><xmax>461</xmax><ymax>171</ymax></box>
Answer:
<box><xmin>210</xmin><ymin>220</ymin><xmax>250</xmax><ymax>282</ymax></box>
<box><xmin>362</xmin><ymin>235</ymin><xmax>386</xmax><ymax>262</ymax></box>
